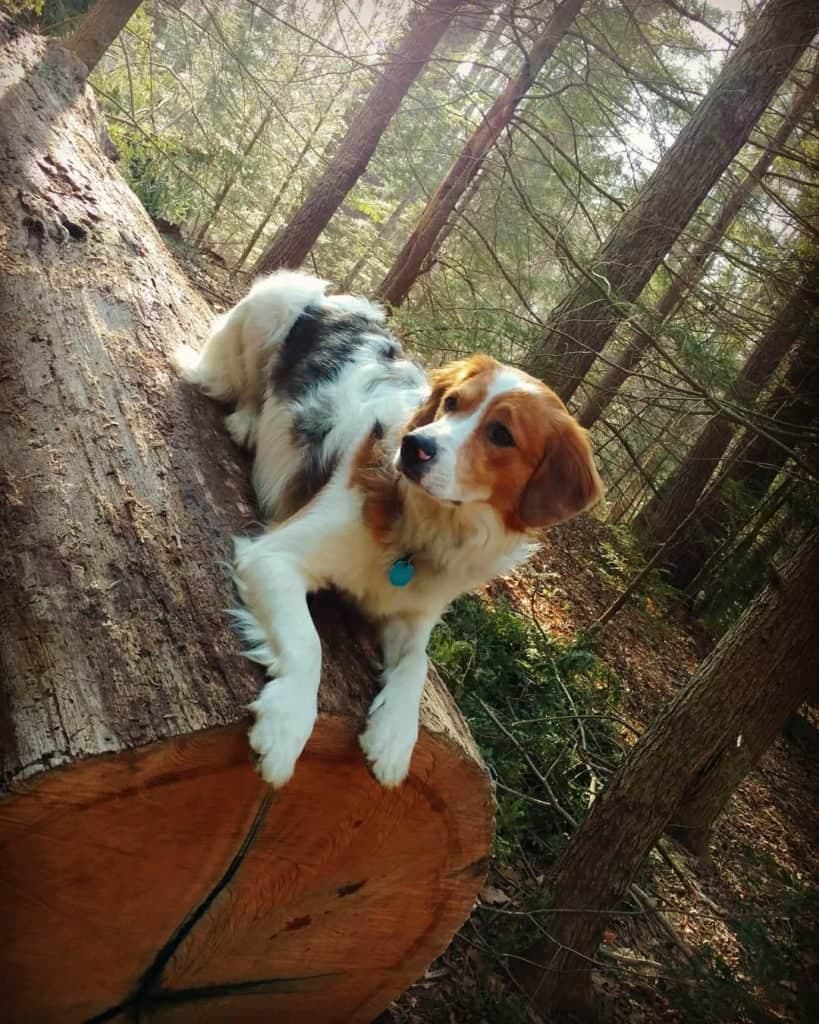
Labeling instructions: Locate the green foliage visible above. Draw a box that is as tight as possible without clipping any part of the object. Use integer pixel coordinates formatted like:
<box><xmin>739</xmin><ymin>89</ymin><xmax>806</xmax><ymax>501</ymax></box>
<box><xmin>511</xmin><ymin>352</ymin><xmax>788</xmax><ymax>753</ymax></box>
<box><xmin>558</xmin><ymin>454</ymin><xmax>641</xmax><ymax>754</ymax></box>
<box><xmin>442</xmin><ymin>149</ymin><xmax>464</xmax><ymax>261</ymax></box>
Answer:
<box><xmin>6</xmin><ymin>0</ymin><xmax>45</xmax><ymax>19</ymax></box>
<box><xmin>429</xmin><ymin>593</ymin><xmax>622</xmax><ymax>864</ymax></box>
<box><xmin>598</xmin><ymin>521</ymin><xmax>649</xmax><ymax>582</ymax></box>
<box><xmin>115</xmin><ymin>130</ymin><xmax>192</xmax><ymax>223</ymax></box>
<box><xmin>596</xmin><ymin>523</ymin><xmax>681</xmax><ymax>620</ymax></box>
<box><xmin>41</xmin><ymin>0</ymin><xmax>88</xmax><ymax>33</ymax></box>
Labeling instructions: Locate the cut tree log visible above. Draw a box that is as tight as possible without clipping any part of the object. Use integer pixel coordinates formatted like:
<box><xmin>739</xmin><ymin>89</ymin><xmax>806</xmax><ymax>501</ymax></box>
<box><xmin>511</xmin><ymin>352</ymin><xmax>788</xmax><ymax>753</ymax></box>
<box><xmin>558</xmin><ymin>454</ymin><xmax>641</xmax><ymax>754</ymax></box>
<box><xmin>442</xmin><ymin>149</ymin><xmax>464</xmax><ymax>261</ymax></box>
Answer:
<box><xmin>0</xmin><ymin>20</ymin><xmax>493</xmax><ymax>1024</ymax></box>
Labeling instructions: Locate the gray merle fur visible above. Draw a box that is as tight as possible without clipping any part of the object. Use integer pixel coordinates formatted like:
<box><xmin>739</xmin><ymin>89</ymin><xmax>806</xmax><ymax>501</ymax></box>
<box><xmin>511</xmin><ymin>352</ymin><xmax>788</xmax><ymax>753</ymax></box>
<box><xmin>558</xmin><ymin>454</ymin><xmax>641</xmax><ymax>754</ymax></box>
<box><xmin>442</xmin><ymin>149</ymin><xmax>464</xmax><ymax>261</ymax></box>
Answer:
<box><xmin>271</xmin><ymin>306</ymin><xmax>422</xmax><ymax>514</ymax></box>
<box><xmin>272</xmin><ymin>306</ymin><xmax>400</xmax><ymax>401</ymax></box>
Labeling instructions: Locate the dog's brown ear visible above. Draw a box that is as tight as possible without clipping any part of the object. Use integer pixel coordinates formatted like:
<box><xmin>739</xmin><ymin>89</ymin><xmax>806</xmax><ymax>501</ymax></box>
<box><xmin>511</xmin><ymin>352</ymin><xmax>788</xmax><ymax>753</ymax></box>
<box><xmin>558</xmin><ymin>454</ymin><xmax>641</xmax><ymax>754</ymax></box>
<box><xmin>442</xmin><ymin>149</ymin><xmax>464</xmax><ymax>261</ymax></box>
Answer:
<box><xmin>519</xmin><ymin>419</ymin><xmax>604</xmax><ymax>528</ymax></box>
<box><xmin>407</xmin><ymin>355</ymin><xmax>498</xmax><ymax>430</ymax></box>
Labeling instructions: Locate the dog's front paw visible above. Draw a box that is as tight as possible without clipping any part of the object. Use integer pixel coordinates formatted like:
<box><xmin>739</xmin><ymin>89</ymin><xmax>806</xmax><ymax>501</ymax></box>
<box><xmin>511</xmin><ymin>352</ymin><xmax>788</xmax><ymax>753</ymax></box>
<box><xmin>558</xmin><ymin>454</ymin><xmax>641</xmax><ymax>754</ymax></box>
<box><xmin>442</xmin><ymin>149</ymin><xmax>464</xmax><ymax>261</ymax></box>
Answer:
<box><xmin>359</xmin><ymin>689</ymin><xmax>419</xmax><ymax>788</ymax></box>
<box><xmin>169</xmin><ymin>344</ymin><xmax>202</xmax><ymax>381</ymax></box>
<box><xmin>225</xmin><ymin>407</ymin><xmax>258</xmax><ymax>449</ymax></box>
<box><xmin>248</xmin><ymin>678</ymin><xmax>317</xmax><ymax>788</ymax></box>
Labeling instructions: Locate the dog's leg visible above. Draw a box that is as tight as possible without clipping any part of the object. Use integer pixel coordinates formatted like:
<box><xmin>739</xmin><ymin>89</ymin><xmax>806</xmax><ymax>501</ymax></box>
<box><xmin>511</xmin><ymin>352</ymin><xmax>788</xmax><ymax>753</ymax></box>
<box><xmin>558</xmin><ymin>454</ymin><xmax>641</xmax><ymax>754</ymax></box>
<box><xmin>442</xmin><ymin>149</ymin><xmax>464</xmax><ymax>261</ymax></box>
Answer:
<box><xmin>360</xmin><ymin>616</ymin><xmax>437</xmax><ymax>787</ymax></box>
<box><xmin>233</xmin><ymin>487</ymin><xmax>356</xmax><ymax>786</ymax></box>
<box><xmin>225</xmin><ymin>406</ymin><xmax>259</xmax><ymax>449</ymax></box>
<box><xmin>233</xmin><ymin>531</ymin><xmax>323</xmax><ymax>788</ymax></box>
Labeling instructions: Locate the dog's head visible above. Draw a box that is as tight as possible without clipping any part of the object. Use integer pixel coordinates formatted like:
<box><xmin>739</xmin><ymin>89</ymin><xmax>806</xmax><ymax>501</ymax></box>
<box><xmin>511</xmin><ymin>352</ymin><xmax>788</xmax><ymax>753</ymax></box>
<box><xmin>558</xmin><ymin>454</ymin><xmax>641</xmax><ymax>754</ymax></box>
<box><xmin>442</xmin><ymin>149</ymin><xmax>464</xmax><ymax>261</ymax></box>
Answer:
<box><xmin>399</xmin><ymin>356</ymin><xmax>603</xmax><ymax>529</ymax></box>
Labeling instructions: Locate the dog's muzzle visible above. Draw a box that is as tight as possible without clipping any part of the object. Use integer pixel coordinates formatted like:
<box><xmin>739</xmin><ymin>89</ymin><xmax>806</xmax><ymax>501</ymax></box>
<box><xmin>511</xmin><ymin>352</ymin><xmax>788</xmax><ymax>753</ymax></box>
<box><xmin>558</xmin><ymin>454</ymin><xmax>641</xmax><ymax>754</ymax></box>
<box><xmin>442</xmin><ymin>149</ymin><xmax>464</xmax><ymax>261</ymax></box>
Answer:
<box><xmin>400</xmin><ymin>432</ymin><xmax>438</xmax><ymax>481</ymax></box>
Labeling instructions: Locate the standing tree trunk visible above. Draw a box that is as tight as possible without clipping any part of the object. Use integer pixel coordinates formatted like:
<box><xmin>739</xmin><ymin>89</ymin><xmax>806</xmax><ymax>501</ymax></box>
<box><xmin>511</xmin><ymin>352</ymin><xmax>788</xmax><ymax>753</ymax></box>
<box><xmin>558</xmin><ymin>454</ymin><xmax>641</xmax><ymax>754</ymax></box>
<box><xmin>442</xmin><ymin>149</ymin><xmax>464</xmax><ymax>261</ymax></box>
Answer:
<box><xmin>720</xmin><ymin>338</ymin><xmax>819</xmax><ymax>502</ymax></box>
<box><xmin>636</xmin><ymin>256</ymin><xmax>818</xmax><ymax>549</ymax></box>
<box><xmin>66</xmin><ymin>0</ymin><xmax>143</xmax><ymax>73</ymax></box>
<box><xmin>661</xmin><ymin>331</ymin><xmax>819</xmax><ymax>590</ymax></box>
<box><xmin>576</xmin><ymin>58</ymin><xmax>819</xmax><ymax>429</ymax></box>
<box><xmin>375</xmin><ymin>0</ymin><xmax>584</xmax><ymax>308</ymax></box>
<box><xmin>339</xmin><ymin>1</ymin><xmax>504</xmax><ymax>294</ymax></box>
<box><xmin>523</xmin><ymin>0</ymin><xmax>819</xmax><ymax>402</ymax></box>
<box><xmin>0</xmin><ymin>22</ymin><xmax>492</xmax><ymax>1023</ymax></box>
<box><xmin>251</xmin><ymin>0</ymin><xmax>463</xmax><ymax>277</ymax></box>
<box><xmin>514</xmin><ymin>526</ymin><xmax>819</xmax><ymax>1017</ymax></box>
<box><xmin>669</xmin><ymin>554</ymin><xmax>819</xmax><ymax>855</ymax></box>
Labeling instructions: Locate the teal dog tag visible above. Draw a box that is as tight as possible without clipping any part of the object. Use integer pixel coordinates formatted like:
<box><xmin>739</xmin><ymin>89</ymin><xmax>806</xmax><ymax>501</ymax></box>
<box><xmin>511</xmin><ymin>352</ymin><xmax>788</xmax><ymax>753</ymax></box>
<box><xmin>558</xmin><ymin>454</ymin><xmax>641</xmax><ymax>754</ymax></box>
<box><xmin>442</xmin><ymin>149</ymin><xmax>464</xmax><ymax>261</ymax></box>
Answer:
<box><xmin>389</xmin><ymin>558</ymin><xmax>414</xmax><ymax>587</ymax></box>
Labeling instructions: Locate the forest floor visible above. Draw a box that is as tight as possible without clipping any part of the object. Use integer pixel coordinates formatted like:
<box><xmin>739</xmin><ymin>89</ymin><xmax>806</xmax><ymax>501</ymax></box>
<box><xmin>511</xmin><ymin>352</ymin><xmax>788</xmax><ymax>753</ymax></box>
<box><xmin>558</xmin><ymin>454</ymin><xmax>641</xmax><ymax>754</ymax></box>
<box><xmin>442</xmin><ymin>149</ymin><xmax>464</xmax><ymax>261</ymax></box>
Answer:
<box><xmin>390</xmin><ymin>516</ymin><xmax>819</xmax><ymax>1024</ymax></box>
<box><xmin>177</xmin><ymin>243</ymin><xmax>818</xmax><ymax>1024</ymax></box>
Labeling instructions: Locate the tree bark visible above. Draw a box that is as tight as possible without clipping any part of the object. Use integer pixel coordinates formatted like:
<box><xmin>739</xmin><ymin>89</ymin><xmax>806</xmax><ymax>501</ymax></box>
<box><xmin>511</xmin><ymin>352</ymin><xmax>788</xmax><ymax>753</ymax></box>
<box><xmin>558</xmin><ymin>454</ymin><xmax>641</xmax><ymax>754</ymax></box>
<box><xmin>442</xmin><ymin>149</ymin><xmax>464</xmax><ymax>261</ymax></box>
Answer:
<box><xmin>721</xmin><ymin>338</ymin><xmax>819</xmax><ymax>502</ymax></box>
<box><xmin>0</xmin><ymin>22</ymin><xmax>492</xmax><ymax>1023</ymax></box>
<box><xmin>523</xmin><ymin>0</ymin><xmax>819</xmax><ymax>402</ymax></box>
<box><xmin>576</xmin><ymin>57</ymin><xmax>819</xmax><ymax>429</ymax></box>
<box><xmin>636</xmin><ymin>256</ymin><xmax>818</xmax><ymax>549</ymax></box>
<box><xmin>375</xmin><ymin>0</ymin><xmax>584</xmax><ymax>308</ymax></box>
<box><xmin>65</xmin><ymin>0</ymin><xmax>143</xmax><ymax>73</ymax></box>
<box><xmin>514</xmin><ymin>526</ymin><xmax>819</xmax><ymax>1017</ymax></box>
<box><xmin>251</xmin><ymin>0</ymin><xmax>463</xmax><ymax>277</ymax></box>
<box><xmin>668</xmin><ymin>550</ymin><xmax>819</xmax><ymax>854</ymax></box>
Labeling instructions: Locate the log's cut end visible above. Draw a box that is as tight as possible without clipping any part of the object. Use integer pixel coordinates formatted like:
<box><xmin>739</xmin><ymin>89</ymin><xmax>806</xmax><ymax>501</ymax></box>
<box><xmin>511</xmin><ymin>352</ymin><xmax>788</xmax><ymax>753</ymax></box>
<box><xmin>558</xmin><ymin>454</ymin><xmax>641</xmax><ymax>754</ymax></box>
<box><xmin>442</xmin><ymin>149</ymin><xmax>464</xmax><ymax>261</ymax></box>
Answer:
<box><xmin>1</xmin><ymin>712</ymin><xmax>493</xmax><ymax>1023</ymax></box>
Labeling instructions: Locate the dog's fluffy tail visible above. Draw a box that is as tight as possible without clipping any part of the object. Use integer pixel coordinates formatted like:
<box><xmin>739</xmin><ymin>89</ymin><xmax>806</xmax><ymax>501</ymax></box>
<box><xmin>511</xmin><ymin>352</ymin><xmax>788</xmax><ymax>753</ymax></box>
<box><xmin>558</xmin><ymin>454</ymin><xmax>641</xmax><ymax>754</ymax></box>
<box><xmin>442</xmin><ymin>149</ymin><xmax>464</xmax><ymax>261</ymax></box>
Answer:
<box><xmin>171</xmin><ymin>270</ymin><xmax>329</xmax><ymax>405</ymax></box>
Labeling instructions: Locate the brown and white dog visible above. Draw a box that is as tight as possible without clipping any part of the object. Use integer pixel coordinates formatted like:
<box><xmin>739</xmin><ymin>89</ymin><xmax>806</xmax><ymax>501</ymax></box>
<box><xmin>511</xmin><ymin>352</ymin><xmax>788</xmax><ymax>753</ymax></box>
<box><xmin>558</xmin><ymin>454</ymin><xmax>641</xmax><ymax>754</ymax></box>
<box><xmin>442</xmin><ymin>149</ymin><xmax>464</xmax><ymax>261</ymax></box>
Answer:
<box><xmin>173</xmin><ymin>271</ymin><xmax>603</xmax><ymax>788</ymax></box>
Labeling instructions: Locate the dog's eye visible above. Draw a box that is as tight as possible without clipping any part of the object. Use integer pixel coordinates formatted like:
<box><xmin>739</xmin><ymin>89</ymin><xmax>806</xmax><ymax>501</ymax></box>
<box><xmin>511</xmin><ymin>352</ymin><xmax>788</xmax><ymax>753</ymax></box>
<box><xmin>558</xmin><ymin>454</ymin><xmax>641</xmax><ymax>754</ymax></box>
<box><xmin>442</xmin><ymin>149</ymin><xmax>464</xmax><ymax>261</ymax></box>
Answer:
<box><xmin>443</xmin><ymin>394</ymin><xmax>458</xmax><ymax>412</ymax></box>
<box><xmin>487</xmin><ymin>422</ymin><xmax>515</xmax><ymax>448</ymax></box>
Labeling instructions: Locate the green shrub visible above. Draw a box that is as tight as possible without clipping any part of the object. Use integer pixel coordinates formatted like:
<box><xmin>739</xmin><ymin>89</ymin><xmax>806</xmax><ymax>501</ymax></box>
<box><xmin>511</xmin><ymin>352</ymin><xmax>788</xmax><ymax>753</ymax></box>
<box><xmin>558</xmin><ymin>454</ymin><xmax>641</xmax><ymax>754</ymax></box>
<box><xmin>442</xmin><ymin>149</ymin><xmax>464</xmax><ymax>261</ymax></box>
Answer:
<box><xmin>430</xmin><ymin>593</ymin><xmax>622</xmax><ymax>864</ymax></box>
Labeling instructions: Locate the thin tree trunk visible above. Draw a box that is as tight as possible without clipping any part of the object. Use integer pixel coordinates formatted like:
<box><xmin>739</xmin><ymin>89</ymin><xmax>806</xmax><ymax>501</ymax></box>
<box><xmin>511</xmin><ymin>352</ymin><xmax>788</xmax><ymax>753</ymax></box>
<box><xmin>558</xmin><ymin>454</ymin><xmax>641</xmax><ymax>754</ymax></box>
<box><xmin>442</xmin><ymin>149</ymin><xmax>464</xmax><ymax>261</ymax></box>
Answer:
<box><xmin>233</xmin><ymin>91</ymin><xmax>341</xmax><ymax>272</ymax></box>
<box><xmin>341</xmin><ymin>185</ymin><xmax>422</xmax><ymax>290</ymax></box>
<box><xmin>514</xmin><ymin>526</ymin><xmax>819</xmax><ymax>1017</ymax></box>
<box><xmin>725</xmin><ymin>344</ymin><xmax>819</xmax><ymax>502</ymax></box>
<box><xmin>689</xmin><ymin>474</ymin><xmax>794</xmax><ymax>599</ymax></box>
<box><xmin>577</xmin><ymin>58</ymin><xmax>819</xmax><ymax>429</ymax></box>
<box><xmin>461</xmin><ymin>0</ymin><xmax>514</xmax><ymax>123</ymax></box>
<box><xmin>252</xmin><ymin>0</ymin><xmax>463</xmax><ymax>277</ymax></box>
<box><xmin>661</xmin><ymin>331</ymin><xmax>819</xmax><ymax>589</ymax></box>
<box><xmin>66</xmin><ymin>0</ymin><xmax>143</xmax><ymax>73</ymax></box>
<box><xmin>340</xmin><ymin>1</ymin><xmax>504</xmax><ymax>293</ymax></box>
<box><xmin>194</xmin><ymin>109</ymin><xmax>273</xmax><ymax>247</ymax></box>
<box><xmin>523</xmin><ymin>0</ymin><xmax>819</xmax><ymax>402</ymax></box>
<box><xmin>608</xmin><ymin>410</ymin><xmax>691</xmax><ymax>523</ymax></box>
<box><xmin>376</xmin><ymin>0</ymin><xmax>584</xmax><ymax>307</ymax></box>
<box><xmin>636</xmin><ymin>257</ymin><xmax>818</xmax><ymax>548</ymax></box>
<box><xmin>0</xmin><ymin>22</ymin><xmax>492</xmax><ymax>1021</ymax></box>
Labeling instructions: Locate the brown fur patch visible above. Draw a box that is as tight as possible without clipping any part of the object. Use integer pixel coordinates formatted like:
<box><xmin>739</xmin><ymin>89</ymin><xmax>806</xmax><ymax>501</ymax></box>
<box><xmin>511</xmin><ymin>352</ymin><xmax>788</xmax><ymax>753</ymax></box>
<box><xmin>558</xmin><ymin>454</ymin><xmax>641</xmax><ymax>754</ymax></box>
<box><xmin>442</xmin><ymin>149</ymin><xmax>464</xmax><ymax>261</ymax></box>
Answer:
<box><xmin>277</xmin><ymin>453</ymin><xmax>338</xmax><ymax>520</ymax></box>
<box><xmin>349</xmin><ymin>428</ymin><xmax>403</xmax><ymax>547</ymax></box>
<box><xmin>516</xmin><ymin>412</ymin><xmax>603</xmax><ymax>528</ymax></box>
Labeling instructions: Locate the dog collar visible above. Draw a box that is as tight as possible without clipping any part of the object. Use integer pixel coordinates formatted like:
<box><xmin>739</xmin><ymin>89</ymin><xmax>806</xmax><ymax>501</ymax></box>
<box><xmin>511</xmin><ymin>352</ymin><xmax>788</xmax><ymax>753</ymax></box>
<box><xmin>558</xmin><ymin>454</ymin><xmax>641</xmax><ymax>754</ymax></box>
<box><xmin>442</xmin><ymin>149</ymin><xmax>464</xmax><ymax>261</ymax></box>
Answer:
<box><xmin>389</xmin><ymin>557</ymin><xmax>415</xmax><ymax>587</ymax></box>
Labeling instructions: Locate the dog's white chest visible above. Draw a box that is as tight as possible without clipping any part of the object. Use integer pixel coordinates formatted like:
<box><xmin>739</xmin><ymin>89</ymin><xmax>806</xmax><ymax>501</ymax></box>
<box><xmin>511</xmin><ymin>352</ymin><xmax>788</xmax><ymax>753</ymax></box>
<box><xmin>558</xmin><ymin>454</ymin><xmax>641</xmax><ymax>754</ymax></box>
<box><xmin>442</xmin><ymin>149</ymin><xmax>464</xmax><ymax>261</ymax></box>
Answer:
<box><xmin>316</xmin><ymin>519</ymin><xmax>515</xmax><ymax>622</ymax></box>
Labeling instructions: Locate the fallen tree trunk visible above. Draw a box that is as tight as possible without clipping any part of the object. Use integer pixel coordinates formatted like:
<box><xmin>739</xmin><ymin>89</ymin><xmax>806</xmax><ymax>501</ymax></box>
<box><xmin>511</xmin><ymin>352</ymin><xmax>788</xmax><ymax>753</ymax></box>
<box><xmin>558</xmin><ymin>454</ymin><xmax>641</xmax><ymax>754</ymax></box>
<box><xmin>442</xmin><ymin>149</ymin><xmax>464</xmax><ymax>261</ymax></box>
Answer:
<box><xmin>0</xmin><ymin>20</ymin><xmax>493</xmax><ymax>1024</ymax></box>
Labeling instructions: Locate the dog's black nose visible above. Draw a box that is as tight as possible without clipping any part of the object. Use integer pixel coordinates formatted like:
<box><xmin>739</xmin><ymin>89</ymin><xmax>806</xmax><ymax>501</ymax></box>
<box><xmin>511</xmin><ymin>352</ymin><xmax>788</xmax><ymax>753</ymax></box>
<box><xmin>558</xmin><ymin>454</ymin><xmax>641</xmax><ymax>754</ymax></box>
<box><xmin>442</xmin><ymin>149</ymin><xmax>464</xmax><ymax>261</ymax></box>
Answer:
<box><xmin>400</xmin><ymin>433</ymin><xmax>437</xmax><ymax>478</ymax></box>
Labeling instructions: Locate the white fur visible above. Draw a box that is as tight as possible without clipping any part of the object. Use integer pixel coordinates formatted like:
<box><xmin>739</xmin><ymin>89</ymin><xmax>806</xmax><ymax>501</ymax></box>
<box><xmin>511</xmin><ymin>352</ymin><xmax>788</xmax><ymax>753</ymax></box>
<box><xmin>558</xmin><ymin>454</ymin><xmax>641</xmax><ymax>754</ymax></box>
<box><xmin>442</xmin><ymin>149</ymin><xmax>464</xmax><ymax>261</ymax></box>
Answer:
<box><xmin>173</xmin><ymin>271</ymin><xmax>536</xmax><ymax>788</ymax></box>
